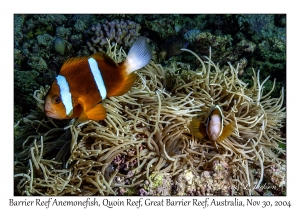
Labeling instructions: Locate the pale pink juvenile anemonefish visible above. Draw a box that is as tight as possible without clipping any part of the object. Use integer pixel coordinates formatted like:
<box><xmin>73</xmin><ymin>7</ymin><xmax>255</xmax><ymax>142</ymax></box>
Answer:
<box><xmin>189</xmin><ymin>105</ymin><xmax>236</xmax><ymax>143</ymax></box>
<box><xmin>44</xmin><ymin>37</ymin><xmax>152</xmax><ymax>122</ymax></box>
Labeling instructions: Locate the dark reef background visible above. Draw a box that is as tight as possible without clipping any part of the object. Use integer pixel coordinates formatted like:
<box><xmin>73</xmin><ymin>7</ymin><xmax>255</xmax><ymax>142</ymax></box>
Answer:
<box><xmin>14</xmin><ymin>14</ymin><xmax>286</xmax><ymax>122</ymax></box>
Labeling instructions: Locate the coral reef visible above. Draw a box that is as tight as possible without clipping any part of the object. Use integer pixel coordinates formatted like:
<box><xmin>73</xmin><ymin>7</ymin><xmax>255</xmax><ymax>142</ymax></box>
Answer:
<box><xmin>53</xmin><ymin>37</ymin><xmax>66</xmax><ymax>55</ymax></box>
<box><xmin>14</xmin><ymin>14</ymin><xmax>286</xmax><ymax>124</ymax></box>
<box><xmin>184</xmin><ymin>29</ymin><xmax>201</xmax><ymax>42</ymax></box>
<box><xmin>144</xmin><ymin>16</ymin><xmax>183</xmax><ymax>40</ymax></box>
<box><xmin>184</xmin><ymin>31</ymin><xmax>234</xmax><ymax>64</ymax></box>
<box><xmin>14</xmin><ymin>69</ymin><xmax>40</xmax><ymax>120</ymax></box>
<box><xmin>14</xmin><ymin>42</ymin><xmax>286</xmax><ymax>196</ymax></box>
<box><xmin>14</xmin><ymin>14</ymin><xmax>93</xmax><ymax>122</ymax></box>
<box><xmin>85</xmin><ymin>20</ymin><xmax>142</xmax><ymax>53</ymax></box>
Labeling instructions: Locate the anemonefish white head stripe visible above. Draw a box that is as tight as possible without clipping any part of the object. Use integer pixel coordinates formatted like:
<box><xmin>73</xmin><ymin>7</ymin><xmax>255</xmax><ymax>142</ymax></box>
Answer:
<box><xmin>56</xmin><ymin>75</ymin><xmax>73</xmax><ymax>117</ymax></box>
<box><xmin>44</xmin><ymin>36</ymin><xmax>152</xmax><ymax>123</ymax></box>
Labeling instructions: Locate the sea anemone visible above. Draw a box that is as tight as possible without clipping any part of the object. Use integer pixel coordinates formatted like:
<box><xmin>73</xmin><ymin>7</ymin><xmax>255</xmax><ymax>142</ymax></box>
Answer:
<box><xmin>14</xmin><ymin>41</ymin><xmax>286</xmax><ymax>196</ymax></box>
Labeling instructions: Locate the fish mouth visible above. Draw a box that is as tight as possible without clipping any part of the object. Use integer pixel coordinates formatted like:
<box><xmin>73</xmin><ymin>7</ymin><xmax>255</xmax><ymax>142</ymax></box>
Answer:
<box><xmin>45</xmin><ymin>109</ymin><xmax>56</xmax><ymax>117</ymax></box>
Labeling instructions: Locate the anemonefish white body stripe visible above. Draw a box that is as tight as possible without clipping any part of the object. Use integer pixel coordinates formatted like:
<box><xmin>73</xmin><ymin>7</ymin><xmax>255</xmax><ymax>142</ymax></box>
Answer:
<box><xmin>56</xmin><ymin>75</ymin><xmax>73</xmax><ymax>117</ymax></box>
<box><xmin>88</xmin><ymin>57</ymin><xmax>107</xmax><ymax>100</ymax></box>
<box><xmin>44</xmin><ymin>36</ymin><xmax>152</xmax><ymax>123</ymax></box>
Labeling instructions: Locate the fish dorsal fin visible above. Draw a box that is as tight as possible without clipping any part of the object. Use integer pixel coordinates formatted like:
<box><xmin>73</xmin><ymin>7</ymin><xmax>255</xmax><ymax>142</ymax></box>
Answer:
<box><xmin>91</xmin><ymin>52</ymin><xmax>118</xmax><ymax>67</ymax></box>
<box><xmin>60</xmin><ymin>57</ymin><xmax>88</xmax><ymax>73</ymax></box>
<box><xmin>122</xmin><ymin>37</ymin><xmax>152</xmax><ymax>75</ymax></box>
<box><xmin>107</xmin><ymin>73</ymin><xmax>137</xmax><ymax>97</ymax></box>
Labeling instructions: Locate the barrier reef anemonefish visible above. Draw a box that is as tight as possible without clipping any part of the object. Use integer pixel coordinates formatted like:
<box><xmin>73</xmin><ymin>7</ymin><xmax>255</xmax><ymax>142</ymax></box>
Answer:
<box><xmin>44</xmin><ymin>36</ymin><xmax>152</xmax><ymax>122</ymax></box>
<box><xmin>189</xmin><ymin>105</ymin><xmax>236</xmax><ymax>143</ymax></box>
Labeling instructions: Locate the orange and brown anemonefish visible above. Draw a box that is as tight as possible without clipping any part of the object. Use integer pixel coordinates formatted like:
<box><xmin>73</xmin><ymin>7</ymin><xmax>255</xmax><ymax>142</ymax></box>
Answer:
<box><xmin>44</xmin><ymin>36</ymin><xmax>152</xmax><ymax>123</ymax></box>
<box><xmin>189</xmin><ymin>105</ymin><xmax>236</xmax><ymax>143</ymax></box>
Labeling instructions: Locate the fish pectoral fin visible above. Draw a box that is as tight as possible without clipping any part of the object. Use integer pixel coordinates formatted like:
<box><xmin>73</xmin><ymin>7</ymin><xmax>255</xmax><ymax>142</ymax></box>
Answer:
<box><xmin>76</xmin><ymin>109</ymin><xmax>89</xmax><ymax>124</ymax></box>
<box><xmin>108</xmin><ymin>73</ymin><xmax>137</xmax><ymax>97</ymax></box>
<box><xmin>85</xmin><ymin>103</ymin><xmax>107</xmax><ymax>121</ymax></box>
<box><xmin>189</xmin><ymin>118</ymin><xmax>207</xmax><ymax>139</ymax></box>
<box><xmin>217</xmin><ymin>121</ymin><xmax>236</xmax><ymax>143</ymax></box>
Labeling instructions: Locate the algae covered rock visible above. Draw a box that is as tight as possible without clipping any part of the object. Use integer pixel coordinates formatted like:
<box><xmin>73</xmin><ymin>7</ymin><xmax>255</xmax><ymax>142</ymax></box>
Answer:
<box><xmin>173</xmin><ymin>160</ymin><xmax>232</xmax><ymax>196</ymax></box>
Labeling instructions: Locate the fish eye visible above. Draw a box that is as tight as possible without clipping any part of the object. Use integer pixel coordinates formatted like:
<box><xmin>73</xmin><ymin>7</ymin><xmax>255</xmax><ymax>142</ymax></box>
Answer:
<box><xmin>52</xmin><ymin>96</ymin><xmax>61</xmax><ymax>104</ymax></box>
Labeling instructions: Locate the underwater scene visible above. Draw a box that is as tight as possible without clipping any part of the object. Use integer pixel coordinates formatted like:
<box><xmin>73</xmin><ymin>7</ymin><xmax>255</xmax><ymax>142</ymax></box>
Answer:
<box><xmin>14</xmin><ymin>14</ymin><xmax>286</xmax><ymax>196</ymax></box>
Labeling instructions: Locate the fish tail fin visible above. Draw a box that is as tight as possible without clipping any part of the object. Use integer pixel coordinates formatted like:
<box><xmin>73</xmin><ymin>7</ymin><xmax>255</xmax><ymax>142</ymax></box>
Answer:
<box><xmin>217</xmin><ymin>121</ymin><xmax>236</xmax><ymax>143</ymax></box>
<box><xmin>122</xmin><ymin>36</ymin><xmax>152</xmax><ymax>75</ymax></box>
<box><xmin>189</xmin><ymin>118</ymin><xmax>207</xmax><ymax>139</ymax></box>
<box><xmin>107</xmin><ymin>73</ymin><xmax>137</xmax><ymax>97</ymax></box>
